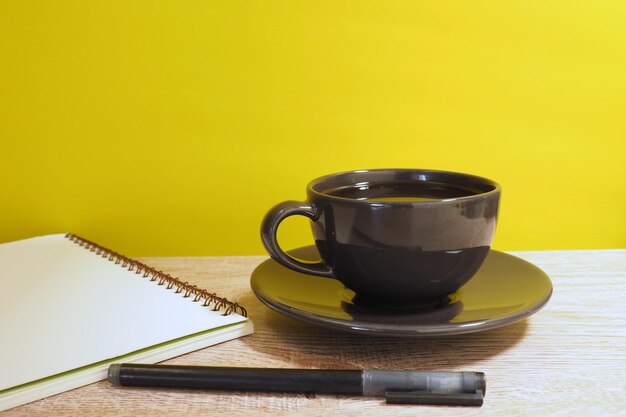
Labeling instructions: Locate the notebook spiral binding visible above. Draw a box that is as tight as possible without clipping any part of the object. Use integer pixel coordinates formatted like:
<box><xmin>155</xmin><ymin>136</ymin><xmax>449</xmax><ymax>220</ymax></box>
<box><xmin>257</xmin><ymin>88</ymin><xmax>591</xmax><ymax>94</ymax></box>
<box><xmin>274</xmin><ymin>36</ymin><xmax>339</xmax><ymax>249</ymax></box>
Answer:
<box><xmin>65</xmin><ymin>234</ymin><xmax>247</xmax><ymax>317</ymax></box>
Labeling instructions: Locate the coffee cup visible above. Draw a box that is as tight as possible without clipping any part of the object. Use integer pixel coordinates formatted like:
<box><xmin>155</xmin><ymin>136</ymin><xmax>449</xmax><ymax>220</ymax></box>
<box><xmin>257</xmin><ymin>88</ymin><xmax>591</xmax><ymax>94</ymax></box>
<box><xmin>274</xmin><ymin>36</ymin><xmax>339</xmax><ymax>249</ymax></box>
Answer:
<box><xmin>261</xmin><ymin>169</ymin><xmax>501</xmax><ymax>306</ymax></box>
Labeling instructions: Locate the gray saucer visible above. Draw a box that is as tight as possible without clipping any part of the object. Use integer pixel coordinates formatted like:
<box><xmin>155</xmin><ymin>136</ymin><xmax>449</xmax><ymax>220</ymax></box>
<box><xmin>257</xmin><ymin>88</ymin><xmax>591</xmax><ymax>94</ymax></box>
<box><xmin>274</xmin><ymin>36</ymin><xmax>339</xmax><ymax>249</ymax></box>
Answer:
<box><xmin>251</xmin><ymin>247</ymin><xmax>553</xmax><ymax>337</ymax></box>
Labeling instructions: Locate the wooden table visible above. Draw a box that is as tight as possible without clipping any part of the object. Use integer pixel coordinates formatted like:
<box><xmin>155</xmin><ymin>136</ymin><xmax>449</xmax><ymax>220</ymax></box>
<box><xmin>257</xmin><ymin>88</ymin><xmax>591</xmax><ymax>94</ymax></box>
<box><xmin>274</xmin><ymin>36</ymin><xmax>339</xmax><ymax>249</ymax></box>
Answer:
<box><xmin>5</xmin><ymin>250</ymin><xmax>626</xmax><ymax>416</ymax></box>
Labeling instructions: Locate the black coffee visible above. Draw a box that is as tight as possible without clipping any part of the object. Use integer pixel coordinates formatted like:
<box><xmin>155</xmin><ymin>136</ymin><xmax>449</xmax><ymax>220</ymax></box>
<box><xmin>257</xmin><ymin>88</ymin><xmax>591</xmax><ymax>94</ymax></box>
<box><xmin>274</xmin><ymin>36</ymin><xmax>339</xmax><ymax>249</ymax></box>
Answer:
<box><xmin>323</xmin><ymin>180</ymin><xmax>482</xmax><ymax>202</ymax></box>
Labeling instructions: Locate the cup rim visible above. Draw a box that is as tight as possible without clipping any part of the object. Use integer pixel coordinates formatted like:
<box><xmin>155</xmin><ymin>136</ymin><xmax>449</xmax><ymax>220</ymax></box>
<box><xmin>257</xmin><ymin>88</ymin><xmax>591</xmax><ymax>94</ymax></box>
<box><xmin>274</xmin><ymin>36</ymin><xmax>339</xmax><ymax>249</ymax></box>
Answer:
<box><xmin>307</xmin><ymin>168</ymin><xmax>501</xmax><ymax>206</ymax></box>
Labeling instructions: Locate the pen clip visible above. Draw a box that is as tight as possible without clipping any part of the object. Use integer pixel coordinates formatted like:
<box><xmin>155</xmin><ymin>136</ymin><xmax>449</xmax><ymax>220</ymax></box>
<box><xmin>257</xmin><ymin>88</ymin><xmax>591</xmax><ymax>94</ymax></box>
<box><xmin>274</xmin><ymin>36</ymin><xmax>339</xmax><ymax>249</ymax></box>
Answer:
<box><xmin>385</xmin><ymin>390</ymin><xmax>484</xmax><ymax>406</ymax></box>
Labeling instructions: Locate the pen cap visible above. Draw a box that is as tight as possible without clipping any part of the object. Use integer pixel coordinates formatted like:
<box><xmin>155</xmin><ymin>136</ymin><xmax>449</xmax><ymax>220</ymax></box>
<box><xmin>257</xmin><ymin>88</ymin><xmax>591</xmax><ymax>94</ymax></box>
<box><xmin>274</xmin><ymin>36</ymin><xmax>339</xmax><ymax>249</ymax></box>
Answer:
<box><xmin>362</xmin><ymin>370</ymin><xmax>485</xmax><ymax>396</ymax></box>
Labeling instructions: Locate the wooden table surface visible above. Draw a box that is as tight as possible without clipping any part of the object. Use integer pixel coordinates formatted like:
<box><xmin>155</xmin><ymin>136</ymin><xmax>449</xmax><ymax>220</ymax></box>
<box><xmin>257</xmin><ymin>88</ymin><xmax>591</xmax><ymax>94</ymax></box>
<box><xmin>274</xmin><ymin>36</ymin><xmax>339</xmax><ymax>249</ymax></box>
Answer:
<box><xmin>5</xmin><ymin>250</ymin><xmax>626</xmax><ymax>416</ymax></box>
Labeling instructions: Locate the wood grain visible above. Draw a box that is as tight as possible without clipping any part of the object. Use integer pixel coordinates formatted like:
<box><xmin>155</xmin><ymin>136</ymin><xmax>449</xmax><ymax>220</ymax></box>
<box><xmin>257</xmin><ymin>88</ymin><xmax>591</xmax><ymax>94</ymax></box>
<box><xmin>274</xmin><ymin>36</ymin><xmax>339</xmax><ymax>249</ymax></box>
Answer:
<box><xmin>4</xmin><ymin>250</ymin><xmax>626</xmax><ymax>416</ymax></box>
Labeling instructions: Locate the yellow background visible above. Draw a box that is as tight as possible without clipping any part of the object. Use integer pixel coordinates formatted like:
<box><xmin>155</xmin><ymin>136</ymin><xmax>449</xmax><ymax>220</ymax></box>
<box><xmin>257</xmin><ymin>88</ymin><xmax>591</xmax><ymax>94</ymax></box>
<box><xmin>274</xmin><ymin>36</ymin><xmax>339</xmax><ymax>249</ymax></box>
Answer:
<box><xmin>1</xmin><ymin>1</ymin><xmax>625</xmax><ymax>255</ymax></box>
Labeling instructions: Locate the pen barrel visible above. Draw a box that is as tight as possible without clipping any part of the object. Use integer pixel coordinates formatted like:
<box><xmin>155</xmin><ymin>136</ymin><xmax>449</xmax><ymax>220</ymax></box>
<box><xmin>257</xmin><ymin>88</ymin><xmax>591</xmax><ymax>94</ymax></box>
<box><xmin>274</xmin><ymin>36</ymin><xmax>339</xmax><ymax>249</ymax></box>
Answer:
<box><xmin>111</xmin><ymin>364</ymin><xmax>363</xmax><ymax>395</ymax></box>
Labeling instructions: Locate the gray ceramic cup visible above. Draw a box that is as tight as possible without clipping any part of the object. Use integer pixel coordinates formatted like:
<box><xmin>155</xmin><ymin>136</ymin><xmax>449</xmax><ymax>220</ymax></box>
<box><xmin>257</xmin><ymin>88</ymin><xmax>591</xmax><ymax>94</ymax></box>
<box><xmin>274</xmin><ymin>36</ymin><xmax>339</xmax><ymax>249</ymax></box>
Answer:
<box><xmin>261</xmin><ymin>169</ymin><xmax>501</xmax><ymax>306</ymax></box>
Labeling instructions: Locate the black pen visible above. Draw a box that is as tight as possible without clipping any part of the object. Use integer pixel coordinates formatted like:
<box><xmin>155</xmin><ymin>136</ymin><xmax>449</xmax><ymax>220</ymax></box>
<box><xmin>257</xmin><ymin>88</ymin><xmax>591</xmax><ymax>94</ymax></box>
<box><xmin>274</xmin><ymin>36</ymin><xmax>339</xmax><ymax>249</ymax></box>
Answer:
<box><xmin>108</xmin><ymin>363</ymin><xmax>485</xmax><ymax>406</ymax></box>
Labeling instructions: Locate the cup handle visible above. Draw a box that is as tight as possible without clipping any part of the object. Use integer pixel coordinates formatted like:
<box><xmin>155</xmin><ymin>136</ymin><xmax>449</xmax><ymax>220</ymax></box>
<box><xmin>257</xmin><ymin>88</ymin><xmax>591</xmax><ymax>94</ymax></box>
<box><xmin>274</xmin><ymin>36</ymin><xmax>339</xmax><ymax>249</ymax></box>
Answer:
<box><xmin>261</xmin><ymin>201</ymin><xmax>334</xmax><ymax>277</ymax></box>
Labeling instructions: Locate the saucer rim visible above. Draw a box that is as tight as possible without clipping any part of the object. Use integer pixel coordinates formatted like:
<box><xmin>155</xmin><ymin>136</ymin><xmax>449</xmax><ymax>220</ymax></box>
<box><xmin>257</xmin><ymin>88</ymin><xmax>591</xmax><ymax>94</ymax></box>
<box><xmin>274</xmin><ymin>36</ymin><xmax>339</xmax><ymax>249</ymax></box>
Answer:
<box><xmin>255</xmin><ymin>286</ymin><xmax>553</xmax><ymax>337</ymax></box>
<box><xmin>251</xmin><ymin>248</ymin><xmax>553</xmax><ymax>337</ymax></box>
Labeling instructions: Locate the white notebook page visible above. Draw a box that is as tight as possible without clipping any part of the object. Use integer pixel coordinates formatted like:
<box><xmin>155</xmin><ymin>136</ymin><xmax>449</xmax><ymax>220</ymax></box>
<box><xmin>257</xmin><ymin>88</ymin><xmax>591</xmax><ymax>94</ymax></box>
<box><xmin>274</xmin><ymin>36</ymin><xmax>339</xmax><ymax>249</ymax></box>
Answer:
<box><xmin>0</xmin><ymin>234</ymin><xmax>248</xmax><ymax>392</ymax></box>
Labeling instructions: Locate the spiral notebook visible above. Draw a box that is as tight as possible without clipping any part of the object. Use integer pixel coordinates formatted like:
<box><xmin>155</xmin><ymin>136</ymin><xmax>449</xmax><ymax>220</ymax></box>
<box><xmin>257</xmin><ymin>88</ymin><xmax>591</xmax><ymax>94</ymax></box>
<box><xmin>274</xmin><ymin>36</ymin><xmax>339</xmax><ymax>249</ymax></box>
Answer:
<box><xmin>0</xmin><ymin>234</ymin><xmax>253</xmax><ymax>411</ymax></box>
